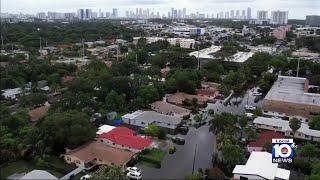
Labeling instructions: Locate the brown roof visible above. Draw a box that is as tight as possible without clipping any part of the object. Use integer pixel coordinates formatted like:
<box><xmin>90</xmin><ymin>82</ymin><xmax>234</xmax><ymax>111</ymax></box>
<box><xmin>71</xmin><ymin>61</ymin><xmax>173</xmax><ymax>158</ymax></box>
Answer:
<box><xmin>65</xmin><ymin>141</ymin><xmax>134</xmax><ymax>166</ymax></box>
<box><xmin>61</xmin><ymin>76</ymin><xmax>75</xmax><ymax>84</ymax></box>
<box><xmin>167</xmin><ymin>92</ymin><xmax>209</xmax><ymax>105</ymax></box>
<box><xmin>29</xmin><ymin>106</ymin><xmax>49</xmax><ymax>122</ymax></box>
<box><xmin>150</xmin><ymin>101</ymin><xmax>191</xmax><ymax>116</ymax></box>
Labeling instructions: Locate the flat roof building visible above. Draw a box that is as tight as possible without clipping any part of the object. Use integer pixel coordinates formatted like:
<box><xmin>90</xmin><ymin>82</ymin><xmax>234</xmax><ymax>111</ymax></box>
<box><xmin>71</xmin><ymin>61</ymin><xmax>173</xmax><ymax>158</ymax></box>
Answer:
<box><xmin>233</xmin><ymin>151</ymin><xmax>290</xmax><ymax>179</ymax></box>
<box><xmin>262</xmin><ymin>76</ymin><xmax>320</xmax><ymax>118</ymax></box>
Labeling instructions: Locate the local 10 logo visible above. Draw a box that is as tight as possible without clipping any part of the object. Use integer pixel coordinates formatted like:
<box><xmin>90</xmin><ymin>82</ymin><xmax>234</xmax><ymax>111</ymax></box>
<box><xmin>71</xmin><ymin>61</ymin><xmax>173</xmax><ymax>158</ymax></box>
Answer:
<box><xmin>272</xmin><ymin>139</ymin><xmax>296</xmax><ymax>163</ymax></box>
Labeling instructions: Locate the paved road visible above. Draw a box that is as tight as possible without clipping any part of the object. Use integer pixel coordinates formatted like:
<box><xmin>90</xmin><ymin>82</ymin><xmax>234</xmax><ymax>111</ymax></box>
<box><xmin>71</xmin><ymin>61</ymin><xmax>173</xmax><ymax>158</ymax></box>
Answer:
<box><xmin>206</xmin><ymin>89</ymin><xmax>263</xmax><ymax>116</ymax></box>
<box><xmin>138</xmin><ymin>124</ymin><xmax>216</xmax><ymax>179</ymax></box>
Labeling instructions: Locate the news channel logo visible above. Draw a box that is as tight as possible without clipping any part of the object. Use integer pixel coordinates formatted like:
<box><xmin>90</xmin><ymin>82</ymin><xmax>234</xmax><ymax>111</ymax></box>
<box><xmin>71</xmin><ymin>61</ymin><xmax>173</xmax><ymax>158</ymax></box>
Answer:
<box><xmin>272</xmin><ymin>138</ymin><xmax>297</xmax><ymax>163</ymax></box>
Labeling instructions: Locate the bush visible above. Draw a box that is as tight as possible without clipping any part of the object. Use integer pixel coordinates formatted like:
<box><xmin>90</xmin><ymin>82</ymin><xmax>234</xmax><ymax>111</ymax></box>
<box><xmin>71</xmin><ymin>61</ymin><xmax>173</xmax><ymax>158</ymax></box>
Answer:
<box><xmin>158</xmin><ymin>128</ymin><xmax>167</xmax><ymax>140</ymax></box>
<box><xmin>140</xmin><ymin>155</ymin><xmax>161</xmax><ymax>168</ymax></box>
<box><xmin>169</xmin><ymin>145</ymin><xmax>176</xmax><ymax>154</ymax></box>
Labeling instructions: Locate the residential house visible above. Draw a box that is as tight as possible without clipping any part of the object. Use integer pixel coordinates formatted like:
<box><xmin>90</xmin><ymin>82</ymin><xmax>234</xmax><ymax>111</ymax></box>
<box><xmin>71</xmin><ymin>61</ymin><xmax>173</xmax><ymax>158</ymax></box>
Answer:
<box><xmin>122</xmin><ymin>110</ymin><xmax>182</xmax><ymax>134</ymax></box>
<box><xmin>166</xmin><ymin>92</ymin><xmax>209</xmax><ymax>107</ymax></box>
<box><xmin>7</xmin><ymin>170</ymin><xmax>58</xmax><ymax>180</ymax></box>
<box><xmin>150</xmin><ymin>101</ymin><xmax>191</xmax><ymax>118</ymax></box>
<box><xmin>1</xmin><ymin>88</ymin><xmax>22</xmax><ymax>100</ymax></box>
<box><xmin>233</xmin><ymin>151</ymin><xmax>290</xmax><ymax>179</ymax></box>
<box><xmin>253</xmin><ymin>116</ymin><xmax>320</xmax><ymax>142</ymax></box>
<box><xmin>247</xmin><ymin>131</ymin><xmax>284</xmax><ymax>153</ymax></box>
<box><xmin>62</xmin><ymin>141</ymin><xmax>135</xmax><ymax>169</ymax></box>
<box><xmin>97</xmin><ymin>126</ymin><xmax>153</xmax><ymax>152</ymax></box>
<box><xmin>28</xmin><ymin>105</ymin><xmax>50</xmax><ymax>122</ymax></box>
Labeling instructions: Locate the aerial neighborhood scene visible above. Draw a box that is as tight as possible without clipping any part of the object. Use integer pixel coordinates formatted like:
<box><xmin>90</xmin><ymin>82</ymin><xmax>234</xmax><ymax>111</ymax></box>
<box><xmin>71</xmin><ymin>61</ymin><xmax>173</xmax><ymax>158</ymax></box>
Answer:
<box><xmin>1</xmin><ymin>0</ymin><xmax>320</xmax><ymax>179</ymax></box>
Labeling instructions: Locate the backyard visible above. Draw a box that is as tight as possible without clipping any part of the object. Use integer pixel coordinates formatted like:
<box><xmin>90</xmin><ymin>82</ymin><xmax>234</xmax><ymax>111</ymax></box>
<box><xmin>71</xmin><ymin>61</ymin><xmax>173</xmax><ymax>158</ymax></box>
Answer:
<box><xmin>0</xmin><ymin>156</ymin><xmax>76</xmax><ymax>179</ymax></box>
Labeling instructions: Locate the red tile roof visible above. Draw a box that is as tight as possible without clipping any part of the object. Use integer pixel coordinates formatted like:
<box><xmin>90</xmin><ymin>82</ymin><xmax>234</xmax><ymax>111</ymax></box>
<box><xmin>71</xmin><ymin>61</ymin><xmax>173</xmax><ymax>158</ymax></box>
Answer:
<box><xmin>248</xmin><ymin>131</ymin><xmax>284</xmax><ymax>148</ymax></box>
<box><xmin>99</xmin><ymin>127</ymin><xmax>152</xmax><ymax>150</ymax></box>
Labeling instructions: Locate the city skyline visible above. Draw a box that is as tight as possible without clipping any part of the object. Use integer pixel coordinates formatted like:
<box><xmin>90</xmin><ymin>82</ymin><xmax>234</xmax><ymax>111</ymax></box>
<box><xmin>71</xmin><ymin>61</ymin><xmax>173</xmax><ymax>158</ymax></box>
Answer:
<box><xmin>1</xmin><ymin>0</ymin><xmax>319</xmax><ymax>19</ymax></box>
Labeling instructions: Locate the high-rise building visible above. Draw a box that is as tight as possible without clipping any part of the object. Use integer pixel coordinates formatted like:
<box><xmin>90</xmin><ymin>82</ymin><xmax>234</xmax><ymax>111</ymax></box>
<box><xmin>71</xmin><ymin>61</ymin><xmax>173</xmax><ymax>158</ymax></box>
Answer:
<box><xmin>36</xmin><ymin>12</ymin><xmax>46</xmax><ymax>19</ymax></box>
<box><xmin>225</xmin><ymin>12</ymin><xmax>229</xmax><ymax>19</ymax></box>
<box><xmin>306</xmin><ymin>15</ymin><xmax>320</xmax><ymax>27</ymax></box>
<box><xmin>257</xmin><ymin>10</ymin><xmax>268</xmax><ymax>21</ymax></box>
<box><xmin>271</xmin><ymin>11</ymin><xmax>288</xmax><ymax>25</ymax></box>
<box><xmin>231</xmin><ymin>10</ymin><xmax>235</xmax><ymax>19</ymax></box>
<box><xmin>236</xmin><ymin>10</ymin><xmax>240</xmax><ymax>19</ymax></box>
<box><xmin>242</xmin><ymin>10</ymin><xmax>246</xmax><ymax>19</ymax></box>
<box><xmin>77</xmin><ymin>9</ymin><xmax>85</xmax><ymax>20</ymax></box>
<box><xmin>85</xmin><ymin>9</ymin><xmax>92</xmax><ymax>19</ymax></box>
<box><xmin>112</xmin><ymin>8</ymin><xmax>118</xmax><ymax>18</ymax></box>
<box><xmin>183</xmin><ymin>8</ymin><xmax>186</xmax><ymax>18</ymax></box>
<box><xmin>247</xmin><ymin>7</ymin><xmax>252</xmax><ymax>19</ymax></box>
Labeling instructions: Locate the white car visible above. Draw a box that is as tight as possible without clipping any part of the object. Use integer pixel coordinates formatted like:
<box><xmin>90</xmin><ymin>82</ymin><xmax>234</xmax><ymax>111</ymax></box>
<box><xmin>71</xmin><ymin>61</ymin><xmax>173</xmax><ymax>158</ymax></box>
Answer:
<box><xmin>126</xmin><ymin>172</ymin><xmax>142</xmax><ymax>180</ymax></box>
<box><xmin>80</xmin><ymin>174</ymin><xmax>92</xmax><ymax>180</ymax></box>
<box><xmin>126</xmin><ymin>167</ymin><xmax>141</xmax><ymax>174</ymax></box>
<box><xmin>245</xmin><ymin>105</ymin><xmax>256</xmax><ymax>111</ymax></box>
<box><xmin>245</xmin><ymin>113</ymin><xmax>254</xmax><ymax>119</ymax></box>
<box><xmin>253</xmin><ymin>92</ymin><xmax>262</xmax><ymax>96</ymax></box>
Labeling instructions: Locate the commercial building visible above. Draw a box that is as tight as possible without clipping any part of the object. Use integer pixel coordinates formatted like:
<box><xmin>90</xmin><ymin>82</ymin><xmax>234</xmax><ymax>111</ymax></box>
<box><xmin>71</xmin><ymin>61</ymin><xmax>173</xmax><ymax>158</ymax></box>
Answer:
<box><xmin>262</xmin><ymin>76</ymin><xmax>320</xmax><ymax>118</ymax></box>
<box><xmin>253</xmin><ymin>117</ymin><xmax>320</xmax><ymax>142</ymax></box>
<box><xmin>306</xmin><ymin>15</ymin><xmax>320</xmax><ymax>27</ymax></box>
<box><xmin>233</xmin><ymin>151</ymin><xmax>290</xmax><ymax>179</ymax></box>
<box><xmin>167</xmin><ymin>38</ymin><xmax>195</xmax><ymax>49</ymax></box>
<box><xmin>225</xmin><ymin>51</ymin><xmax>255</xmax><ymax>63</ymax></box>
<box><xmin>189</xmin><ymin>45</ymin><xmax>222</xmax><ymax>59</ymax></box>
<box><xmin>122</xmin><ymin>110</ymin><xmax>182</xmax><ymax>134</ymax></box>
<box><xmin>270</xmin><ymin>11</ymin><xmax>288</xmax><ymax>25</ymax></box>
<box><xmin>273</xmin><ymin>25</ymin><xmax>291</xmax><ymax>40</ymax></box>
<box><xmin>172</xmin><ymin>27</ymin><xmax>205</xmax><ymax>37</ymax></box>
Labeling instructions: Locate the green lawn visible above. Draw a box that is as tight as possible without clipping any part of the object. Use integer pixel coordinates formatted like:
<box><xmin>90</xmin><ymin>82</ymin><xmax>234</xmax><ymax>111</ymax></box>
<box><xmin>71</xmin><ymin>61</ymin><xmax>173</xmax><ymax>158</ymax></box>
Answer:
<box><xmin>0</xmin><ymin>156</ymin><xmax>76</xmax><ymax>179</ymax></box>
<box><xmin>144</xmin><ymin>149</ymin><xmax>166</xmax><ymax>162</ymax></box>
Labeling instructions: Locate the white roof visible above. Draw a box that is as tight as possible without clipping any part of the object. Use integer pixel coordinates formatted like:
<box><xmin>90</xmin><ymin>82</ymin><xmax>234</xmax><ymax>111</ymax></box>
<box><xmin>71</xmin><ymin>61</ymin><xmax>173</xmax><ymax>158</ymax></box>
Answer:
<box><xmin>253</xmin><ymin>116</ymin><xmax>320</xmax><ymax>137</ymax></box>
<box><xmin>2</xmin><ymin>88</ymin><xmax>22</xmax><ymax>98</ymax></box>
<box><xmin>96</xmin><ymin>125</ymin><xmax>115</xmax><ymax>135</ymax></box>
<box><xmin>226</xmin><ymin>51</ymin><xmax>254</xmax><ymax>63</ymax></box>
<box><xmin>189</xmin><ymin>45</ymin><xmax>222</xmax><ymax>59</ymax></box>
<box><xmin>20</xmin><ymin>170</ymin><xmax>57</xmax><ymax>180</ymax></box>
<box><xmin>264</xmin><ymin>76</ymin><xmax>320</xmax><ymax>106</ymax></box>
<box><xmin>233</xmin><ymin>152</ymin><xmax>290</xmax><ymax>179</ymax></box>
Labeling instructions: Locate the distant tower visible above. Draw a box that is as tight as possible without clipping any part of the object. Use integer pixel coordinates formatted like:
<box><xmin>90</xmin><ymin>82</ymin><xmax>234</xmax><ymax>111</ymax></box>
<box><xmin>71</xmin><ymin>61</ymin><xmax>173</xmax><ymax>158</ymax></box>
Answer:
<box><xmin>247</xmin><ymin>7</ymin><xmax>252</xmax><ymax>19</ymax></box>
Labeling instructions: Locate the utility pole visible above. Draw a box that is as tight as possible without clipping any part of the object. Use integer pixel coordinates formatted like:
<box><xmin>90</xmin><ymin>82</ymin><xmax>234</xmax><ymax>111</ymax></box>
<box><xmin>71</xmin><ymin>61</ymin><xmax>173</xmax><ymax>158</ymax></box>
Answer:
<box><xmin>197</xmin><ymin>42</ymin><xmax>200</xmax><ymax>70</ymax></box>
<box><xmin>296</xmin><ymin>58</ymin><xmax>300</xmax><ymax>77</ymax></box>
<box><xmin>82</xmin><ymin>38</ymin><xmax>85</xmax><ymax>60</ymax></box>
<box><xmin>1</xmin><ymin>34</ymin><xmax>4</xmax><ymax>51</ymax></box>
<box><xmin>192</xmin><ymin>143</ymin><xmax>198</xmax><ymax>174</ymax></box>
<box><xmin>39</xmin><ymin>36</ymin><xmax>42</xmax><ymax>50</ymax></box>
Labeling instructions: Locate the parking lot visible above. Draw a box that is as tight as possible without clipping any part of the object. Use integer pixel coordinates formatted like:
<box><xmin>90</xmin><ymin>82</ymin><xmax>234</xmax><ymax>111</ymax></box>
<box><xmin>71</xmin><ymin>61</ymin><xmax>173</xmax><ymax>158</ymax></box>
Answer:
<box><xmin>138</xmin><ymin>124</ymin><xmax>216</xmax><ymax>179</ymax></box>
<box><xmin>206</xmin><ymin>89</ymin><xmax>263</xmax><ymax>116</ymax></box>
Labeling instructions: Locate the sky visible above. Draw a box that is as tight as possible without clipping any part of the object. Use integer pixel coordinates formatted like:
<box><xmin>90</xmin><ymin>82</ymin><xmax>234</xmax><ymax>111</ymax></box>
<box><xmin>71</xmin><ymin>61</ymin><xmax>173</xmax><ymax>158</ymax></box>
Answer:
<box><xmin>1</xmin><ymin>0</ymin><xmax>320</xmax><ymax>19</ymax></box>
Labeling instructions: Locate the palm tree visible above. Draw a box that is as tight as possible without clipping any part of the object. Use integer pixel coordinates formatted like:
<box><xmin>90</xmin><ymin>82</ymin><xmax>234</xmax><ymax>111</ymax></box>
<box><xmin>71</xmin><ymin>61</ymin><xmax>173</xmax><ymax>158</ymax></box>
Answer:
<box><xmin>289</xmin><ymin>118</ymin><xmax>301</xmax><ymax>138</ymax></box>
<box><xmin>239</xmin><ymin>116</ymin><xmax>248</xmax><ymax>139</ymax></box>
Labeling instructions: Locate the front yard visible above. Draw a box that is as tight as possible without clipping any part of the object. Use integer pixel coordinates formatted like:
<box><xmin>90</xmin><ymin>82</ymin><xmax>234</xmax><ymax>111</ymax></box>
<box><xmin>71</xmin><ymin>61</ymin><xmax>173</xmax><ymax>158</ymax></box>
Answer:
<box><xmin>138</xmin><ymin>148</ymin><xmax>166</xmax><ymax>168</ymax></box>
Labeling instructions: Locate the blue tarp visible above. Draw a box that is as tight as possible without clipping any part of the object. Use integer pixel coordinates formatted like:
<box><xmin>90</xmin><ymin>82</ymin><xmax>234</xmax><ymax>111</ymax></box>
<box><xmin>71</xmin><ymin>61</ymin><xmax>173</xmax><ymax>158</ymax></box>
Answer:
<box><xmin>114</xmin><ymin>119</ymin><xmax>124</xmax><ymax>126</ymax></box>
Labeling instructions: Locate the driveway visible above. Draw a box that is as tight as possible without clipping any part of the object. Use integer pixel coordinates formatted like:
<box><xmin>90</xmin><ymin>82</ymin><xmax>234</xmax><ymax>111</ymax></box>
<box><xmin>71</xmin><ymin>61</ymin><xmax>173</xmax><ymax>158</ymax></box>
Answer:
<box><xmin>138</xmin><ymin>124</ymin><xmax>216</xmax><ymax>179</ymax></box>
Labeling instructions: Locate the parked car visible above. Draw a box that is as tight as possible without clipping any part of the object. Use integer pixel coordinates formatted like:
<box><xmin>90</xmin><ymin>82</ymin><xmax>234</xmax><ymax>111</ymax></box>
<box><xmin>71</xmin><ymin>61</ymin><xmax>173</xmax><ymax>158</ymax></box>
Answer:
<box><xmin>126</xmin><ymin>167</ymin><xmax>141</xmax><ymax>174</ymax></box>
<box><xmin>80</xmin><ymin>174</ymin><xmax>92</xmax><ymax>180</ymax></box>
<box><xmin>126</xmin><ymin>172</ymin><xmax>142</xmax><ymax>180</ymax></box>
<box><xmin>245</xmin><ymin>113</ymin><xmax>254</xmax><ymax>119</ymax></box>
<box><xmin>178</xmin><ymin>125</ymin><xmax>189</xmax><ymax>134</ymax></box>
<box><xmin>245</xmin><ymin>105</ymin><xmax>256</xmax><ymax>111</ymax></box>
<box><xmin>172</xmin><ymin>136</ymin><xmax>185</xmax><ymax>145</ymax></box>
<box><xmin>253</xmin><ymin>92</ymin><xmax>262</xmax><ymax>96</ymax></box>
